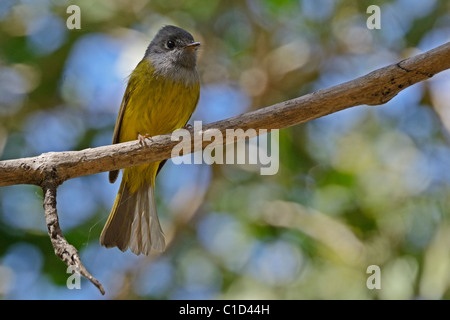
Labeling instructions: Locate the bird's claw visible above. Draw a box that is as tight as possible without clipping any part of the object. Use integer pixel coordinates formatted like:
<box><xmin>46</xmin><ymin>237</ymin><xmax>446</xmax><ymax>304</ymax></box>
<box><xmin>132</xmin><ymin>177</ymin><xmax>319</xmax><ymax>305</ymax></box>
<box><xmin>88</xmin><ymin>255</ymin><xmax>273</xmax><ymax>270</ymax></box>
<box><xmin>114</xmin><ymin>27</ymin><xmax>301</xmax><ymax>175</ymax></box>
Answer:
<box><xmin>138</xmin><ymin>133</ymin><xmax>153</xmax><ymax>146</ymax></box>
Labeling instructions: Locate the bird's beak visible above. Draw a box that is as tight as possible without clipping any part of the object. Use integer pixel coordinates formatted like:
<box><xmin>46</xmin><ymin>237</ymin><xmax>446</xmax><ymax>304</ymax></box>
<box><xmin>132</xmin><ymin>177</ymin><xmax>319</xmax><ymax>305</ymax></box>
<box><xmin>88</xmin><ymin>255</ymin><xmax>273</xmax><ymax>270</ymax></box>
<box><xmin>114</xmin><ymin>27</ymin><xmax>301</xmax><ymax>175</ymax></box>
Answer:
<box><xmin>184</xmin><ymin>42</ymin><xmax>201</xmax><ymax>50</ymax></box>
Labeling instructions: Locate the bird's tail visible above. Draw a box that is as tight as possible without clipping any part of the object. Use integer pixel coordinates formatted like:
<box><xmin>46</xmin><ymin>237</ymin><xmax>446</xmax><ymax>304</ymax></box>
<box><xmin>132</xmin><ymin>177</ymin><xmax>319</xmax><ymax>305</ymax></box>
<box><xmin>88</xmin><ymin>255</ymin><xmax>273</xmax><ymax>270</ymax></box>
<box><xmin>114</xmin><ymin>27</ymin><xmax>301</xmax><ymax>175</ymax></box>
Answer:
<box><xmin>100</xmin><ymin>178</ymin><xmax>165</xmax><ymax>255</ymax></box>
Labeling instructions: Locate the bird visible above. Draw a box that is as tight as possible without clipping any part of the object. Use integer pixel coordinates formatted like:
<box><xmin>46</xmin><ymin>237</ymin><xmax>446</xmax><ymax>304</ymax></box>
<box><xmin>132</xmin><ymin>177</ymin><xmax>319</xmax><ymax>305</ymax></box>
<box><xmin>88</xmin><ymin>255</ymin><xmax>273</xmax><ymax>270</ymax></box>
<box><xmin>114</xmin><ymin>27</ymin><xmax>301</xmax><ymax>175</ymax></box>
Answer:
<box><xmin>100</xmin><ymin>25</ymin><xmax>201</xmax><ymax>255</ymax></box>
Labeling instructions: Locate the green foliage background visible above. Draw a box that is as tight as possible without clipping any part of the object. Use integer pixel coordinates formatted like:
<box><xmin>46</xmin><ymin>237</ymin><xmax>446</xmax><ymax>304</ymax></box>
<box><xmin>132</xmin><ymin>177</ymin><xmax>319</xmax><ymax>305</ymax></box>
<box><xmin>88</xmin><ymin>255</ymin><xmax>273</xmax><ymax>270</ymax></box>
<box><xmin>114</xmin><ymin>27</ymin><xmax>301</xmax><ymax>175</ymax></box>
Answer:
<box><xmin>0</xmin><ymin>0</ymin><xmax>450</xmax><ymax>299</ymax></box>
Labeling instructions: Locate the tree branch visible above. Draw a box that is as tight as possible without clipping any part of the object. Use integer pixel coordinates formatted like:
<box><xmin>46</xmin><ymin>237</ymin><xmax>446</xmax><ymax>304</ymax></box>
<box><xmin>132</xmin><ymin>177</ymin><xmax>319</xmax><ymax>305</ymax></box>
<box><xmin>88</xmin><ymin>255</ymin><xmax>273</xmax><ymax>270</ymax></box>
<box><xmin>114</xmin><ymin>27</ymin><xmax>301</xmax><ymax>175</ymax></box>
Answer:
<box><xmin>1</xmin><ymin>42</ymin><xmax>449</xmax><ymax>187</ymax></box>
<box><xmin>1</xmin><ymin>41</ymin><xmax>449</xmax><ymax>295</ymax></box>
<box><xmin>42</xmin><ymin>179</ymin><xmax>105</xmax><ymax>295</ymax></box>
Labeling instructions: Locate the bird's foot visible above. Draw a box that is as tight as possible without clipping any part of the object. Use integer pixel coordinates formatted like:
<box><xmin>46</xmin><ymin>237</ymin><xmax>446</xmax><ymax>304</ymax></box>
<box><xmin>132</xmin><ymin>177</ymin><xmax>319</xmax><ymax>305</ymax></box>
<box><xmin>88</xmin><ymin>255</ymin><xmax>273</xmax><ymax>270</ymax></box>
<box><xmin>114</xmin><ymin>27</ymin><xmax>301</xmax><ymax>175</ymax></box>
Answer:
<box><xmin>138</xmin><ymin>133</ymin><xmax>153</xmax><ymax>146</ymax></box>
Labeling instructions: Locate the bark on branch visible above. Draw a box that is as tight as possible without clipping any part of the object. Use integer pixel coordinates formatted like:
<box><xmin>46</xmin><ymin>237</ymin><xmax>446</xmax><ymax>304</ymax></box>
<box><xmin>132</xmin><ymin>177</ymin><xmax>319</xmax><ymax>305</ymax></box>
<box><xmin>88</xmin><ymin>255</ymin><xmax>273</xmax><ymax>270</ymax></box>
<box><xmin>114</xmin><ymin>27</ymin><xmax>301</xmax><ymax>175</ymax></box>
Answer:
<box><xmin>0</xmin><ymin>41</ymin><xmax>449</xmax><ymax>295</ymax></box>
<box><xmin>42</xmin><ymin>179</ymin><xmax>105</xmax><ymax>295</ymax></box>
<box><xmin>1</xmin><ymin>42</ymin><xmax>449</xmax><ymax>187</ymax></box>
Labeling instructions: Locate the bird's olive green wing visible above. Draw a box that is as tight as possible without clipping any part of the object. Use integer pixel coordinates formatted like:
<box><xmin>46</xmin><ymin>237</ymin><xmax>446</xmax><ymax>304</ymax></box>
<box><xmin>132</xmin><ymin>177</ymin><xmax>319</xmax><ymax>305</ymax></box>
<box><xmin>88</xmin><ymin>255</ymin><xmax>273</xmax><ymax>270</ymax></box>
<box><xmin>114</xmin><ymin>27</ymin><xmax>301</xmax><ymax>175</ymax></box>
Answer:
<box><xmin>108</xmin><ymin>84</ymin><xmax>132</xmax><ymax>184</ymax></box>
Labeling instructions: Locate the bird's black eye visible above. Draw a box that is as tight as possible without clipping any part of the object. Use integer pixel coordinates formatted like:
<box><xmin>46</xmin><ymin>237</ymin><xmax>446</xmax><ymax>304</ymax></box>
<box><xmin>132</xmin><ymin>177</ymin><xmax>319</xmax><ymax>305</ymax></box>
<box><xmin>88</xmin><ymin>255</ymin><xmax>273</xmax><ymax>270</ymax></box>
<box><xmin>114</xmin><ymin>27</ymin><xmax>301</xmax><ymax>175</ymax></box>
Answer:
<box><xmin>166</xmin><ymin>40</ymin><xmax>175</xmax><ymax>49</ymax></box>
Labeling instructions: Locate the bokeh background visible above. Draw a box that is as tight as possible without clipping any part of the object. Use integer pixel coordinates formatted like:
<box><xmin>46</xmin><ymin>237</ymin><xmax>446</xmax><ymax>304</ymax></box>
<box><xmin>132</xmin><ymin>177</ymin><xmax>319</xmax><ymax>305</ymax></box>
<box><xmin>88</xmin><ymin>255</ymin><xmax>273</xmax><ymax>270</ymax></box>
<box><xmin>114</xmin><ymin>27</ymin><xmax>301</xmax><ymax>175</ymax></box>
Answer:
<box><xmin>1</xmin><ymin>0</ymin><xmax>450</xmax><ymax>300</ymax></box>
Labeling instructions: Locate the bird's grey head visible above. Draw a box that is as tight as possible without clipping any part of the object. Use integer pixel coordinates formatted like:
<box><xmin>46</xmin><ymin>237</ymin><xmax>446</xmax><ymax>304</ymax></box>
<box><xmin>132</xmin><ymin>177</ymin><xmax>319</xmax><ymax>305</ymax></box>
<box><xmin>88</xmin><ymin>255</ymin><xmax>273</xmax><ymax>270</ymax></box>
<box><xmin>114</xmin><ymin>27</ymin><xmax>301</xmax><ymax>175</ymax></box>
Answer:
<box><xmin>145</xmin><ymin>25</ymin><xmax>200</xmax><ymax>80</ymax></box>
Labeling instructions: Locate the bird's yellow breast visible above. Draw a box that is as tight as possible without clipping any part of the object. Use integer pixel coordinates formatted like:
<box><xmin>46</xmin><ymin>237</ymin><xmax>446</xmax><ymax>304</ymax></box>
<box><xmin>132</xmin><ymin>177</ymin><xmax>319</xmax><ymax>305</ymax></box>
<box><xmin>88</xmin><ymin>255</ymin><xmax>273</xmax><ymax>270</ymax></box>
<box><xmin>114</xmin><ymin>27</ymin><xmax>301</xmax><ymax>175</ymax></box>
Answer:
<box><xmin>119</xmin><ymin>59</ymin><xmax>200</xmax><ymax>143</ymax></box>
<box><xmin>118</xmin><ymin>59</ymin><xmax>199</xmax><ymax>193</ymax></box>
